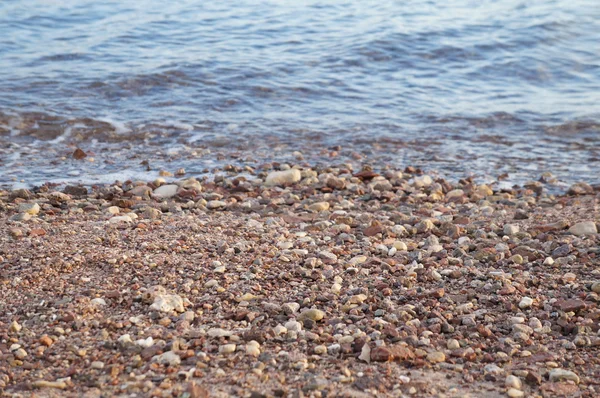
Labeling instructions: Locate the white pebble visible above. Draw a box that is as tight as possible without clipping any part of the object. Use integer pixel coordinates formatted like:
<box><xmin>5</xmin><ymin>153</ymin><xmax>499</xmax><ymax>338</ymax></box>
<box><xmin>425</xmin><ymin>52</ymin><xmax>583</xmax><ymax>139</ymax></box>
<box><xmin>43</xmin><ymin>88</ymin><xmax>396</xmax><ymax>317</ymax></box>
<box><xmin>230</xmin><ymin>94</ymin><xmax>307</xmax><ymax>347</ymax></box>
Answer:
<box><xmin>518</xmin><ymin>297</ymin><xmax>533</xmax><ymax>309</ymax></box>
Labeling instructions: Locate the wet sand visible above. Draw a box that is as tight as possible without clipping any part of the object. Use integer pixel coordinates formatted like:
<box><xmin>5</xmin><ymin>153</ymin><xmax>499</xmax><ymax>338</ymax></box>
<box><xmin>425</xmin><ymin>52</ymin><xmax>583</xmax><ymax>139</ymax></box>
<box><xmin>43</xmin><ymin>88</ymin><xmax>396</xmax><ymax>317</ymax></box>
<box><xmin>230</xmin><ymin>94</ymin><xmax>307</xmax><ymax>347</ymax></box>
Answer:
<box><xmin>1</xmin><ymin>160</ymin><xmax>599</xmax><ymax>397</ymax></box>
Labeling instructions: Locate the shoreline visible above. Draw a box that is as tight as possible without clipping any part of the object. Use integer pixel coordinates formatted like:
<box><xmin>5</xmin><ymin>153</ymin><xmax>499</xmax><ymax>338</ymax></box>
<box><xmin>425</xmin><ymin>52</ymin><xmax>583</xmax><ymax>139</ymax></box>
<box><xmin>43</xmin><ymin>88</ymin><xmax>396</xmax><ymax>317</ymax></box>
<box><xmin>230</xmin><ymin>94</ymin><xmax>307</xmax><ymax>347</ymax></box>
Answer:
<box><xmin>1</xmin><ymin>161</ymin><xmax>599</xmax><ymax>397</ymax></box>
<box><xmin>3</xmin><ymin>136</ymin><xmax>600</xmax><ymax>192</ymax></box>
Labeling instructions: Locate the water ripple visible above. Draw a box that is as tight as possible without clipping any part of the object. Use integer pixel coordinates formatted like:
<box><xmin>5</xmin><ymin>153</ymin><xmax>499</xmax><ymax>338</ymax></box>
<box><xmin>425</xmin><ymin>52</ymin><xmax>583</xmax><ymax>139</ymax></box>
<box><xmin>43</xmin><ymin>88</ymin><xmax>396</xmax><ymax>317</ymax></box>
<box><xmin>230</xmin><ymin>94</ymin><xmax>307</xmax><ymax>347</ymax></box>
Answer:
<box><xmin>0</xmin><ymin>0</ymin><xmax>599</xmax><ymax>186</ymax></box>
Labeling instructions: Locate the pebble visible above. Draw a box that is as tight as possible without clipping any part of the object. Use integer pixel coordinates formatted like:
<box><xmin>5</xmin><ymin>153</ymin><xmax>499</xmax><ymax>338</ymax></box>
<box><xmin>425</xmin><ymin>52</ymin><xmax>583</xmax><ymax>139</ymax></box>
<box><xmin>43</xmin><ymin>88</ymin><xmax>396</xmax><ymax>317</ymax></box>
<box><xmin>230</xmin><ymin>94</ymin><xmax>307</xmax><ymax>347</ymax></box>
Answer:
<box><xmin>447</xmin><ymin>339</ymin><xmax>460</xmax><ymax>350</ymax></box>
<box><xmin>152</xmin><ymin>351</ymin><xmax>181</xmax><ymax>366</ymax></box>
<box><xmin>142</xmin><ymin>207</ymin><xmax>161</xmax><ymax>219</ymax></box>
<box><xmin>282</xmin><ymin>302</ymin><xmax>300</xmax><ymax>314</ymax></box>
<box><xmin>91</xmin><ymin>361</ymin><xmax>105</xmax><ymax>369</ymax></box>
<box><xmin>298</xmin><ymin>308</ymin><xmax>325</xmax><ymax>322</ymax></box>
<box><xmin>337</xmin><ymin>336</ymin><xmax>353</xmax><ymax>345</ymax></box>
<box><xmin>507</xmin><ymin>388</ymin><xmax>524</xmax><ymax>398</ymax></box>
<box><xmin>416</xmin><ymin>219</ymin><xmax>434</xmax><ymax>233</ymax></box>
<box><xmin>14</xmin><ymin>348</ymin><xmax>28</xmax><ymax>359</ymax></box>
<box><xmin>484</xmin><ymin>364</ymin><xmax>504</xmax><ymax>376</ymax></box>
<box><xmin>106</xmin><ymin>206</ymin><xmax>120</xmax><ymax>215</ymax></box>
<box><xmin>9</xmin><ymin>320</ymin><xmax>22</xmax><ymax>333</ymax></box>
<box><xmin>118</xmin><ymin>334</ymin><xmax>133</xmax><ymax>344</ymax></box>
<box><xmin>308</xmin><ymin>202</ymin><xmax>330</xmax><ymax>212</ymax></box>
<box><xmin>284</xmin><ymin>320</ymin><xmax>302</xmax><ymax>332</ymax></box>
<box><xmin>11</xmin><ymin>212</ymin><xmax>31</xmax><ymax>222</ymax></box>
<box><xmin>510</xmin><ymin>254</ymin><xmax>523</xmax><ymax>265</ymax></box>
<box><xmin>274</xmin><ymin>325</ymin><xmax>288</xmax><ymax>336</ymax></box>
<box><xmin>319</xmin><ymin>250</ymin><xmax>338</xmax><ymax>264</ymax></box>
<box><xmin>219</xmin><ymin>344</ymin><xmax>237</xmax><ymax>354</ymax></box>
<box><xmin>207</xmin><ymin>328</ymin><xmax>233</xmax><ymax>338</ymax></box>
<box><xmin>358</xmin><ymin>343</ymin><xmax>371</xmax><ymax>363</ymax></box>
<box><xmin>18</xmin><ymin>202</ymin><xmax>40</xmax><ymax>215</ymax></box>
<box><xmin>180</xmin><ymin>177</ymin><xmax>202</xmax><ymax>192</ymax></box>
<box><xmin>327</xmin><ymin>343</ymin><xmax>341</xmax><ymax>354</ymax></box>
<box><xmin>237</xmin><ymin>292</ymin><xmax>258</xmax><ymax>302</ymax></box>
<box><xmin>9</xmin><ymin>228</ymin><xmax>23</xmax><ymax>238</ymax></box>
<box><xmin>129</xmin><ymin>185</ymin><xmax>153</xmax><ymax>198</ymax></box>
<box><xmin>543</xmin><ymin>257</ymin><xmax>555</xmax><ymax>266</ymax></box>
<box><xmin>32</xmin><ymin>380</ymin><xmax>67</xmax><ymax>390</ymax></box>
<box><xmin>426</xmin><ymin>351</ymin><xmax>445</xmax><ymax>363</ymax></box>
<box><xmin>503</xmin><ymin>224</ymin><xmax>519</xmax><ymax>236</ymax></box>
<box><xmin>153</xmin><ymin>184</ymin><xmax>179</xmax><ymax>199</ymax></box>
<box><xmin>90</xmin><ymin>298</ymin><xmax>107</xmax><ymax>306</ymax></box>
<box><xmin>265</xmin><ymin>169</ymin><xmax>301</xmax><ymax>186</ymax></box>
<box><xmin>348</xmin><ymin>255</ymin><xmax>367</xmax><ymax>265</ymax></box>
<box><xmin>49</xmin><ymin>191</ymin><xmax>70</xmax><ymax>202</ymax></box>
<box><xmin>135</xmin><ymin>337</ymin><xmax>154</xmax><ymax>348</ymax></box>
<box><xmin>568</xmin><ymin>221</ymin><xmax>597</xmax><ymax>236</ymax></box>
<box><xmin>477</xmin><ymin>184</ymin><xmax>493</xmax><ymax>196</ymax></box>
<box><xmin>568</xmin><ymin>182</ymin><xmax>594</xmax><ymax>195</ymax></box>
<box><xmin>505</xmin><ymin>375</ymin><xmax>522</xmax><ymax>389</ymax></box>
<box><xmin>518</xmin><ymin>297</ymin><xmax>533</xmax><ymax>309</ymax></box>
<box><xmin>529</xmin><ymin>318</ymin><xmax>543</xmax><ymax>329</ymax></box>
<box><xmin>548</xmin><ymin>368</ymin><xmax>580</xmax><ymax>384</ymax></box>
<box><xmin>109</xmin><ymin>215</ymin><xmax>132</xmax><ymax>223</ymax></box>
<box><xmin>180</xmin><ymin>311</ymin><xmax>195</xmax><ymax>322</ymax></box>
<box><xmin>245</xmin><ymin>341</ymin><xmax>260</xmax><ymax>357</ymax></box>
<box><xmin>413</xmin><ymin>175</ymin><xmax>433</xmax><ymax>187</ymax></box>
<box><xmin>205</xmin><ymin>279</ymin><xmax>219</xmax><ymax>288</ymax></box>
<box><xmin>206</xmin><ymin>200</ymin><xmax>227</xmax><ymax>209</ymax></box>
<box><xmin>556</xmin><ymin>298</ymin><xmax>586</xmax><ymax>312</ymax></box>
<box><xmin>39</xmin><ymin>335</ymin><xmax>53</xmax><ymax>347</ymax></box>
<box><xmin>393</xmin><ymin>241</ymin><xmax>408</xmax><ymax>251</ymax></box>
<box><xmin>331</xmin><ymin>283</ymin><xmax>342</xmax><ymax>294</ymax></box>
<box><xmin>314</xmin><ymin>345</ymin><xmax>327</xmax><ymax>355</ymax></box>
<box><xmin>446</xmin><ymin>189</ymin><xmax>464</xmax><ymax>198</ymax></box>
<box><xmin>150</xmin><ymin>294</ymin><xmax>185</xmax><ymax>313</ymax></box>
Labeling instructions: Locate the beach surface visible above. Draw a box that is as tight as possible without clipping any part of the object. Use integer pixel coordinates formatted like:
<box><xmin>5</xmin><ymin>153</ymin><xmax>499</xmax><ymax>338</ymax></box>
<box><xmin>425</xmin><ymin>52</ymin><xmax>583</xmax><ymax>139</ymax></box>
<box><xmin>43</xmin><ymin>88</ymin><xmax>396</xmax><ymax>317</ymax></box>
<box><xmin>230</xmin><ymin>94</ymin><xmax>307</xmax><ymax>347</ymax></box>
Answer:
<box><xmin>1</xmin><ymin>159</ymin><xmax>599</xmax><ymax>397</ymax></box>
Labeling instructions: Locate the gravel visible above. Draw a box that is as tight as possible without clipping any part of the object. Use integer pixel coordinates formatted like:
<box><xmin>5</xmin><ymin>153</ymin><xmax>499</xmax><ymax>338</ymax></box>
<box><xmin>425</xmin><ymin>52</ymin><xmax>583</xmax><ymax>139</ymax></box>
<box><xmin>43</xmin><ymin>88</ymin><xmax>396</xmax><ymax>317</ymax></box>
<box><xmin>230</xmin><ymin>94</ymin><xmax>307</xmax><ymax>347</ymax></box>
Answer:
<box><xmin>0</xmin><ymin>161</ymin><xmax>599</xmax><ymax>397</ymax></box>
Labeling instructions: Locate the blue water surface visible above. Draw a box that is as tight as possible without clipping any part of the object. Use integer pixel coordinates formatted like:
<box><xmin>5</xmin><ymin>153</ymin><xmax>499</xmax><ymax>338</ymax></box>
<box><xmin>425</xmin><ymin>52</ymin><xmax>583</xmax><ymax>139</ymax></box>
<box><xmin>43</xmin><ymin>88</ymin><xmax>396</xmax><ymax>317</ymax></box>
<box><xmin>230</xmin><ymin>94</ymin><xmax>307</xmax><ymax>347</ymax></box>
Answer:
<box><xmin>0</xmin><ymin>0</ymin><xmax>599</xmax><ymax>186</ymax></box>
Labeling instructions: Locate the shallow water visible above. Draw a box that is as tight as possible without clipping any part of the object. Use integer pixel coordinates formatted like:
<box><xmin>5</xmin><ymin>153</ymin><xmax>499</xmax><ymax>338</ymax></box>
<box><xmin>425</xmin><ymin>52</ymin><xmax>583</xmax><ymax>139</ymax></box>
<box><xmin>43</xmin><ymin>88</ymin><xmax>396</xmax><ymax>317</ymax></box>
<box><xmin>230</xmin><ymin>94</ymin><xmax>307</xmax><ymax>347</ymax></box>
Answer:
<box><xmin>1</xmin><ymin>0</ymin><xmax>599</xmax><ymax>188</ymax></box>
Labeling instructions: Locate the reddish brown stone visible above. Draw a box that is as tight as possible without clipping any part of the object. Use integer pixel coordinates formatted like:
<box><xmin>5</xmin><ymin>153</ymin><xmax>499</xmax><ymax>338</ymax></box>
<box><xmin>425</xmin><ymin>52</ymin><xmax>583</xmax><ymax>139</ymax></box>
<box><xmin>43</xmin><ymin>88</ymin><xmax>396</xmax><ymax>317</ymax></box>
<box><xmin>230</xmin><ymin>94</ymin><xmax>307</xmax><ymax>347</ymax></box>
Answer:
<box><xmin>453</xmin><ymin>216</ymin><xmax>471</xmax><ymax>225</ymax></box>
<box><xmin>39</xmin><ymin>335</ymin><xmax>53</xmax><ymax>347</ymax></box>
<box><xmin>29</xmin><ymin>229</ymin><xmax>46</xmax><ymax>237</ymax></box>
<box><xmin>141</xmin><ymin>345</ymin><xmax>162</xmax><ymax>360</ymax></box>
<box><xmin>499</xmin><ymin>285</ymin><xmax>516</xmax><ymax>295</ymax></box>
<box><xmin>363</xmin><ymin>224</ymin><xmax>383</xmax><ymax>237</ymax></box>
<box><xmin>353</xmin><ymin>170</ymin><xmax>379</xmax><ymax>181</ymax></box>
<box><xmin>476</xmin><ymin>324</ymin><xmax>493</xmax><ymax>338</ymax></box>
<box><xmin>555</xmin><ymin>299</ymin><xmax>586</xmax><ymax>313</ymax></box>
<box><xmin>112</xmin><ymin>199</ymin><xmax>134</xmax><ymax>208</ymax></box>
<box><xmin>105</xmin><ymin>290</ymin><xmax>121</xmax><ymax>299</ymax></box>
<box><xmin>388</xmin><ymin>345</ymin><xmax>415</xmax><ymax>361</ymax></box>
<box><xmin>382</xmin><ymin>324</ymin><xmax>399</xmax><ymax>339</ymax></box>
<box><xmin>370</xmin><ymin>346</ymin><xmax>392</xmax><ymax>362</ymax></box>
<box><xmin>353</xmin><ymin>337</ymin><xmax>367</xmax><ymax>353</ymax></box>
<box><xmin>73</xmin><ymin>148</ymin><xmax>87</xmax><ymax>160</ymax></box>
<box><xmin>369</xmin><ymin>344</ymin><xmax>415</xmax><ymax>362</ymax></box>
<box><xmin>525</xmin><ymin>370</ymin><xmax>542</xmax><ymax>385</ymax></box>
<box><xmin>512</xmin><ymin>246</ymin><xmax>541</xmax><ymax>260</ymax></box>
<box><xmin>187</xmin><ymin>381</ymin><xmax>210</xmax><ymax>398</ymax></box>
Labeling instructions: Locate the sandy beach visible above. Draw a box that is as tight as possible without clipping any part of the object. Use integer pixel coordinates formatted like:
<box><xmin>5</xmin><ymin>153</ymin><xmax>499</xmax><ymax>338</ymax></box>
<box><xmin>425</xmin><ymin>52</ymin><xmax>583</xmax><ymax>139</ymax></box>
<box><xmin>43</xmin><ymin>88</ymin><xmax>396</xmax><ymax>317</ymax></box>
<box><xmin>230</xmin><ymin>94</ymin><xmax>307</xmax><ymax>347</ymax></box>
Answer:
<box><xmin>1</xmin><ymin>161</ymin><xmax>599</xmax><ymax>397</ymax></box>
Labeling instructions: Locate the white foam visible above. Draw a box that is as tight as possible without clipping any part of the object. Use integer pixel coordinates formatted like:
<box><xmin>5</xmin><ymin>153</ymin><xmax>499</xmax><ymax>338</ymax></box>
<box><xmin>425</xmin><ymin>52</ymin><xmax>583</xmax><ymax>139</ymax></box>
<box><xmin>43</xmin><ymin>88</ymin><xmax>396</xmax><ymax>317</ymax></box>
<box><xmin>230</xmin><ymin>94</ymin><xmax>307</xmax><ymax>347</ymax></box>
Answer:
<box><xmin>97</xmin><ymin>117</ymin><xmax>131</xmax><ymax>134</ymax></box>
<box><xmin>48</xmin><ymin>126</ymin><xmax>73</xmax><ymax>144</ymax></box>
<box><xmin>164</xmin><ymin>120</ymin><xmax>194</xmax><ymax>131</ymax></box>
<box><xmin>38</xmin><ymin>169</ymin><xmax>160</xmax><ymax>187</ymax></box>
